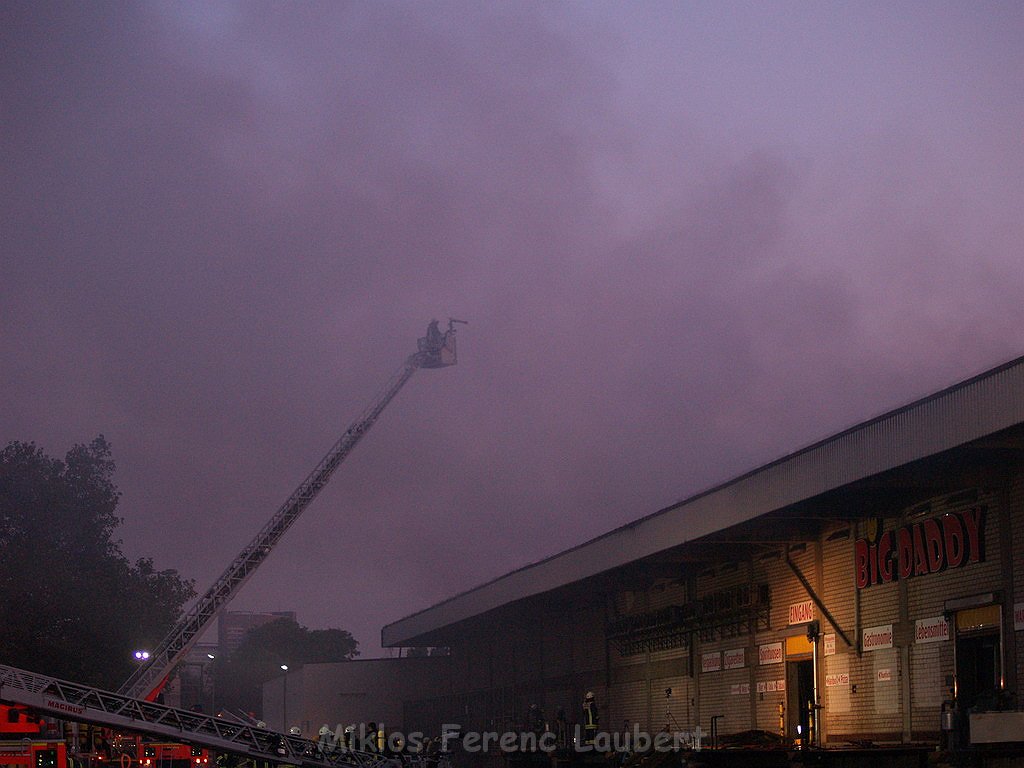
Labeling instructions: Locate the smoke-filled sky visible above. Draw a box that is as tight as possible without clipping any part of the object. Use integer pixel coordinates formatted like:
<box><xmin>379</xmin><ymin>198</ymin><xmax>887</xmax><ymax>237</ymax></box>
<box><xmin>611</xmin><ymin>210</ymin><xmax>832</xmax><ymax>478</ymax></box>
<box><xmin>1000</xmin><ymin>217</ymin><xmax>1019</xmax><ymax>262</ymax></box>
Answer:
<box><xmin>4</xmin><ymin>1</ymin><xmax>1024</xmax><ymax>657</ymax></box>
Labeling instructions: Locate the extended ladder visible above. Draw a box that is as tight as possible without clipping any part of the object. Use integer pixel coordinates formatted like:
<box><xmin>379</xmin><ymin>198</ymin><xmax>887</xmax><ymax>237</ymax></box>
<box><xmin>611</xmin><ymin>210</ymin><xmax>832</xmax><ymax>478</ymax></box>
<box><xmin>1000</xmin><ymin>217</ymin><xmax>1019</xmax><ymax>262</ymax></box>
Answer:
<box><xmin>120</xmin><ymin>322</ymin><xmax>462</xmax><ymax>701</ymax></box>
<box><xmin>0</xmin><ymin>664</ymin><xmax>442</xmax><ymax>768</ymax></box>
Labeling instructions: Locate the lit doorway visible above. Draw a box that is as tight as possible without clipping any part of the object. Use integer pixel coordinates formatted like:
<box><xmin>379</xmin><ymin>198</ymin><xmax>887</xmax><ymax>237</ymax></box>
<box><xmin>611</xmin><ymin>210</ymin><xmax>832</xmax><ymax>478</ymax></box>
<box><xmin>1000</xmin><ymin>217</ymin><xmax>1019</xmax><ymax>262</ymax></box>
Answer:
<box><xmin>786</xmin><ymin>659</ymin><xmax>814</xmax><ymax>740</ymax></box>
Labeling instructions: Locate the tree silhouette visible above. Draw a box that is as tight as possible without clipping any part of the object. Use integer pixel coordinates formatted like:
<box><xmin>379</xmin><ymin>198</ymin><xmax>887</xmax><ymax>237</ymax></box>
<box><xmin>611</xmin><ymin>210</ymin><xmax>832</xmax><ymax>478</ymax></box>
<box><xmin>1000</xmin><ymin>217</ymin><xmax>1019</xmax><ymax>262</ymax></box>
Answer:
<box><xmin>216</xmin><ymin>617</ymin><xmax>358</xmax><ymax>716</ymax></box>
<box><xmin>0</xmin><ymin>437</ymin><xmax>195</xmax><ymax>688</ymax></box>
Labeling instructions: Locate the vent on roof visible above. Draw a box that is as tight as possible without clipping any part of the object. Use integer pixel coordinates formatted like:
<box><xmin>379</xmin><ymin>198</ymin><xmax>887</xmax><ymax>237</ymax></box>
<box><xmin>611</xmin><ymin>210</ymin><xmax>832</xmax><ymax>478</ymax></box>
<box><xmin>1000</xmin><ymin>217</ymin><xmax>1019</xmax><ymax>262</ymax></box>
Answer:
<box><xmin>909</xmin><ymin>502</ymin><xmax>932</xmax><ymax>519</ymax></box>
<box><xmin>946</xmin><ymin>488</ymin><xmax>979</xmax><ymax>506</ymax></box>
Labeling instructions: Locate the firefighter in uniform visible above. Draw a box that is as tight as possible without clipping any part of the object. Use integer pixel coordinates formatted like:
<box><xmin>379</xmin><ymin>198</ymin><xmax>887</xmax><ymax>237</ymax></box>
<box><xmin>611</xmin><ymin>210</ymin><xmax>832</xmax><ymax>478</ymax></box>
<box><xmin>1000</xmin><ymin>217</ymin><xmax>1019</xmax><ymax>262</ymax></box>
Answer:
<box><xmin>582</xmin><ymin>691</ymin><xmax>599</xmax><ymax>746</ymax></box>
<box><xmin>426</xmin><ymin>319</ymin><xmax>443</xmax><ymax>350</ymax></box>
<box><xmin>553</xmin><ymin>707</ymin><xmax>569</xmax><ymax>751</ymax></box>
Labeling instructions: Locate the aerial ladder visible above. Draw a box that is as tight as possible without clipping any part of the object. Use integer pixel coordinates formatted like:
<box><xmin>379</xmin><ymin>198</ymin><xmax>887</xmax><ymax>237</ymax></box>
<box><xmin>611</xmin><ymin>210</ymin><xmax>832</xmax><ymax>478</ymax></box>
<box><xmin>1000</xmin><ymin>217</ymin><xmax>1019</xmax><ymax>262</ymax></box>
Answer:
<box><xmin>121</xmin><ymin>318</ymin><xmax>464</xmax><ymax>701</ymax></box>
<box><xmin>0</xmin><ymin>320</ymin><xmax>464</xmax><ymax>768</ymax></box>
<box><xmin>0</xmin><ymin>662</ymin><xmax>416</xmax><ymax>768</ymax></box>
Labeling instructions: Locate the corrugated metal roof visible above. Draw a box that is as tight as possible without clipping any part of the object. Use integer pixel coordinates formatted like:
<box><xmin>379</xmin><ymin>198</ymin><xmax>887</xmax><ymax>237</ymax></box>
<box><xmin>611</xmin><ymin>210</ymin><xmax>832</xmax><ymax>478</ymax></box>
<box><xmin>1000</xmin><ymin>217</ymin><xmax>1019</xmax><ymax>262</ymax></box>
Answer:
<box><xmin>382</xmin><ymin>355</ymin><xmax>1024</xmax><ymax>647</ymax></box>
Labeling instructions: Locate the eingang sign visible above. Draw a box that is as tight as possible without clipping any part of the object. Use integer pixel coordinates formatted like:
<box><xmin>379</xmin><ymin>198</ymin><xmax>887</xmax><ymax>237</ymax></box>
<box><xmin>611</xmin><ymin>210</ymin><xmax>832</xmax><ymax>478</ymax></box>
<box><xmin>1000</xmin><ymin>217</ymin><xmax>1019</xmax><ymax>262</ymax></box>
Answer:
<box><xmin>854</xmin><ymin>508</ymin><xmax>985</xmax><ymax>589</ymax></box>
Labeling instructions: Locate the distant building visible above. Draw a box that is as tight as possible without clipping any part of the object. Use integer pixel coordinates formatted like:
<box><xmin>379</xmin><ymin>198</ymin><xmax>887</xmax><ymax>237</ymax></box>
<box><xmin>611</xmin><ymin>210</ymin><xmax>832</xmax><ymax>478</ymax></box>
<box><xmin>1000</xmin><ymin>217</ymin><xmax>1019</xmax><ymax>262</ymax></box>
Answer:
<box><xmin>262</xmin><ymin>656</ymin><xmax>451</xmax><ymax>735</ymax></box>
<box><xmin>219</xmin><ymin>610</ymin><xmax>297</xmax><ymax>657</ymax></box>
<box><xmin>176</xmin><ymin>642</ymin><xmax>219</xmax><ymax>712</ymax></box>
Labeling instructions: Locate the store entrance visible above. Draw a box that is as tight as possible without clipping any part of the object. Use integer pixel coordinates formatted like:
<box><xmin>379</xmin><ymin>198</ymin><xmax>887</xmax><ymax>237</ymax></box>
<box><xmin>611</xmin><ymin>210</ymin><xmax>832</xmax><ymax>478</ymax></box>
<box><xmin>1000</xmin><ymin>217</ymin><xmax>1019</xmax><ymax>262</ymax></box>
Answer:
<box><xmin>957</xmin><ymin>631</ymin><xmax>1000</xmax><ymax>710</ymax></box>
<box><xmin>786</xmin><ymin>659</ymin><xmax>814</xmax><ymax>741</ymax></box>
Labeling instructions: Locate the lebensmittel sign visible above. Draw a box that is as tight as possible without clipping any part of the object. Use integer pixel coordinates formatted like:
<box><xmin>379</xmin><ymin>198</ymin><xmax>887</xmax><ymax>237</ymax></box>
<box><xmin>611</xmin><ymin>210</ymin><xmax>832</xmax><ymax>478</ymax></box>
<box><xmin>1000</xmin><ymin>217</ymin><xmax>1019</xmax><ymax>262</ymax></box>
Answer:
<box><xmin>758</xmin><ymin>642</ymin><xmax>783</xmax><ymax>665</ymax></box>
<box><xmin>863</xmin><ymin>624</ymin><xmax>894</xmax><ymax>651</ymax></box>
<box><xmin>915</xmin><ymin>616</ymin><xmax>950</xmax><ymax>644</ymax></box>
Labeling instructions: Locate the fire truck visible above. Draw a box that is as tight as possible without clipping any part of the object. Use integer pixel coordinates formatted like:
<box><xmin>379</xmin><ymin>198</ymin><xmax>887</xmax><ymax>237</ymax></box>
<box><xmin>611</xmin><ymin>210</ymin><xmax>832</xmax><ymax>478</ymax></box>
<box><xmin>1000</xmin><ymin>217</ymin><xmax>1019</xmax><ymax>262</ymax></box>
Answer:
<box><xmin>1</xmin><ymin>321</ymin><xmax>463</xmax><ymax>768</ymax></box>
<box><xmin>0</xmin><ymin>706</ymin><xmax>64</xmax><ymax>768</ymax></box>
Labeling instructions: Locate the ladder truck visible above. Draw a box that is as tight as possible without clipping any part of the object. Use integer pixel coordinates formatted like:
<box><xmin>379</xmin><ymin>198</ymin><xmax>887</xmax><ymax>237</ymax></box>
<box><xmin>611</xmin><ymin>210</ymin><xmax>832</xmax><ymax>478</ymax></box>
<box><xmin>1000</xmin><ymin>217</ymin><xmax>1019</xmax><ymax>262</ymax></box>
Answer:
<box><xmin>0</xmin><ymin>320</ymin><xmax>464</xmax><ymax>768</ymax></box>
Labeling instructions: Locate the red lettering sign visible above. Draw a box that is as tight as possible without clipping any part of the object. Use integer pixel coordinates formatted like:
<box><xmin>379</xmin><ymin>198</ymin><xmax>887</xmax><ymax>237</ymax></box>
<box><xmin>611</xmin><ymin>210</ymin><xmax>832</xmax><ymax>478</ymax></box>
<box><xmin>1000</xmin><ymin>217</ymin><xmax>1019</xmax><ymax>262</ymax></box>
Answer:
<box><xmin>943</xmin><ymin>513</ymin><xmax>964</xmax><ymax>568</ymax></box>
<box><xmin>758</xmin><ymin>642</ymin><xmax>783</xmax><ymax>665</ymax></box>
<box><xmin>897</xmin><ymin>526</ymin><xmax>913</xmax><ymax>580</ymax></box>
<box><xmin>923</xmin><ymin>518</ymin><xmax>943</xmax><ymax>573</ymax></box>
<box><xmin>963</xmin><ymin>507</ymin><xmax>984</xmax><ymax>564</ymax></box>
<box><xmin>855</xmin><ymin>508</ymin><xmax>985</xmax><ymax>589</ymax></box>
<box><xmin>855</xmin><ymin>538</ymin><xmax>869</xmax><ymax>589</ymax></box>
<box><xmin>877</xmin><ymin>530</ymin><xmax>895</xmax><ymax>582</ymax></box>
<box><xmin>788</xmin><ymin>600</ymin><xmax>815</xmax><ymax>625</ymax></box>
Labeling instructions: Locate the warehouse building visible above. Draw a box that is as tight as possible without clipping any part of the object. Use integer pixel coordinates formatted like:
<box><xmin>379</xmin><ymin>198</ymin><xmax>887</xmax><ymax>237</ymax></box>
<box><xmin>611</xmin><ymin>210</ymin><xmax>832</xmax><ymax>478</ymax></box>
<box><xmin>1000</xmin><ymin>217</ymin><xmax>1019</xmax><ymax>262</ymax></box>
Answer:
<box><xmin>382</xmin><ymin>357</ymin><xmax>1024</xmax><ymax>751</ymax></box>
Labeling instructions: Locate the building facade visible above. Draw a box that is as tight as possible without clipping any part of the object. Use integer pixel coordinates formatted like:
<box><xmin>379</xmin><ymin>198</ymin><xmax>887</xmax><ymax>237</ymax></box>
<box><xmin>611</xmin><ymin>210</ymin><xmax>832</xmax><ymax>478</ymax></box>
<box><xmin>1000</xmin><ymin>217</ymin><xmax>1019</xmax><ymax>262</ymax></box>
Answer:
<box><xmin>383</xmin><ymin>357</ymin><xmax>1024</xmax><ymax>750</ymax></box>
<box><xmin>262</xmin><ymin>657</ymin><xmax>451</xmax><ymax>735</ymax></box>
<box><xmin>218</xmin><ymin>610</ymin><xmax>297</xmax><ymax>657</ymax></box>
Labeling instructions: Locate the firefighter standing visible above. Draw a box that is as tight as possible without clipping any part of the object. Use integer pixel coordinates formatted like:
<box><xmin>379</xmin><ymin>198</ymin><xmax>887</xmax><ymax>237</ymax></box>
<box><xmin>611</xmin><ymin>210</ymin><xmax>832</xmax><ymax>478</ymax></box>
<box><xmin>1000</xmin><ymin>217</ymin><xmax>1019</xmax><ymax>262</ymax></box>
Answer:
<box><xmin>582</xmin><ymin>691</ymin><xmax>599</xmax><ymax>746</ymax></box>
<box><xmin>553</xmin><ymin>707</ymin><xmax>569</xmax><ymax>750</ymax></box>
<box><xmin>426</xmin><ymin>319</ymin><xmax>443</xmax><ymax>350</ymax></box>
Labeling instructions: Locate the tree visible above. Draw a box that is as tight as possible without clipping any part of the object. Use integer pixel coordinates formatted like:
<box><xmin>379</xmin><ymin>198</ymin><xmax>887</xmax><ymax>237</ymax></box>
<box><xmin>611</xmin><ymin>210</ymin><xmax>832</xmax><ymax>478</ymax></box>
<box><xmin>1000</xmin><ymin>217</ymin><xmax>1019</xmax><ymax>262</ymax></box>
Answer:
<box><xmin>0</xmin><ymin>437</ymin><xmax>195</xmax><ymax>688</ymax></box>
<box><xmin>216</xmin><ymin>618</ymin><xmax>358</xmax><ymax>716</ymax></box>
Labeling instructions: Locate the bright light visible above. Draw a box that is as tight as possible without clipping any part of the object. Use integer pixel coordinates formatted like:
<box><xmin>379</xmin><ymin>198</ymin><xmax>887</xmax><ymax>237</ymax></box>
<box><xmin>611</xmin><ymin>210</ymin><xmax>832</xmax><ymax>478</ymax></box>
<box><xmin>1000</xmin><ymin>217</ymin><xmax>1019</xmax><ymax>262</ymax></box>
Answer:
<box><xmin>206</xmin><ymin>653</ymin><xmax>215</xmax><ymax>660</ymax></box>
<box><xmin>280</xmin><ymin>664</ymin><xmax>288</xmax><ymax>671</ymax></box>
<box><xmin>133</xmin><ymin>650</ymin><xmax>151</xmax><ymax>661</ymax></box>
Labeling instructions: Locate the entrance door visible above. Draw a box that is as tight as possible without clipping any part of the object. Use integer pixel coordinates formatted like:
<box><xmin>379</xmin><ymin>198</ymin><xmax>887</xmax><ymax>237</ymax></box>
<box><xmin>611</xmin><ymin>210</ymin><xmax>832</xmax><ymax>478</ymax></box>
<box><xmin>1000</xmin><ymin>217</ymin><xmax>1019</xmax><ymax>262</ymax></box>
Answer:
<box><xmin>786</xmin><ymin>659</ymin><xmax>814</xmax><ymax>740</ymax></box>
<box><xmin>954</xmin><ymin>604</ymin><xmax>1003</xmax><ymax>711</ymax></box>
<box><xmin>957</xmin><ymin>631</ymin><xmax>1000</xmax><ymax>710</ymax></box>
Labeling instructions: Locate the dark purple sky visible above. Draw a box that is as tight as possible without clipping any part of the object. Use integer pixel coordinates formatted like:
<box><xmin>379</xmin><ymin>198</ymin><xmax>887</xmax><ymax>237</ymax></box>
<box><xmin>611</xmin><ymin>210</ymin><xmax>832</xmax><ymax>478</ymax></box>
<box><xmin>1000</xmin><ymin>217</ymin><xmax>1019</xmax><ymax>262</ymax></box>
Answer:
<box><xmin>4</xmin><ymin>1</ymin><xmax>1024</xmax><ymax>657</ymax></box>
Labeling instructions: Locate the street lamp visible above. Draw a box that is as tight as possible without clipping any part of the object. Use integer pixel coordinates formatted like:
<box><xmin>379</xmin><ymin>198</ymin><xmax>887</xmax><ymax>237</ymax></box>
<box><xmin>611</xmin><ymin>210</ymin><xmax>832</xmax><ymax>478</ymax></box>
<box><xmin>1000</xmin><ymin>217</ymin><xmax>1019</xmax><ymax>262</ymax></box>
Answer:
<box><xmin>206</xmin><ymin>654</ymin><xmax>216</xmax><ymax>714</ymax></box>
<box><xmin>279</xmin><ymin>666</ymin><xmax>289</xmax><ymax>732</ymax></box>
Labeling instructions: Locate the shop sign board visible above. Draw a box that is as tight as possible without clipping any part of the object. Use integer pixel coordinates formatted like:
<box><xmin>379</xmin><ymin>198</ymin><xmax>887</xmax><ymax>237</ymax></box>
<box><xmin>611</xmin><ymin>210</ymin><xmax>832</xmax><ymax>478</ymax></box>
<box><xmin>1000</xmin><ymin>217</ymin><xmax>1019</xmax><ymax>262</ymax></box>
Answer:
<box><xmin>823</xmin><ymin>633</ymin><xmax>836</xmax><ymax>656</ymax></box>
<box><xmin>701</xmin><ymin>652</ymin><xmax>721</xmax><ymax>673</ymax></box>
<box><xmin>758</xmin><ymin>642</ymin><xmax>783</xmax><ymax>665</ymax></box>
<box><xmin>723</xmin><ymin>648</ymin><xmax>745</xmax><ymax>670</ymax></box>
<box><xmin>854</xmin><ymin>507</ymin><xmax>985</xmax><ymax>589</ymax></box>
<box><xmin>915</xmin><ymin>615</ymin><xmax>950</xmax><ymax>644</ymax></box>
<box><xmin>788</xmin><ymin>600</ymin><xmax>815</xmax><ymax>625</ymax></box>
<box><xmin>863</xmin><ymin>624</ymin><xmax>894</xmax><ymax>651</ymax></box>
<box><xmin>825</xmin><ymin>673</ymin><xmax>850</xmax><ymax>687</ymax></box>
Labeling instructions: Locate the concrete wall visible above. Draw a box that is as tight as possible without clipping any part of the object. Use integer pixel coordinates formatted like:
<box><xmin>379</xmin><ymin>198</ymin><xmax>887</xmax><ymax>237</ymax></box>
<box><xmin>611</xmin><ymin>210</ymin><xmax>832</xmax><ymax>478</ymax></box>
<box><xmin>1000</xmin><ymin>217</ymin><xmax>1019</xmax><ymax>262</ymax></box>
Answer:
<box><xmin>262</xmin><ymin>657</ymin><xmax>450</xmax><ymax>737</ymax></box>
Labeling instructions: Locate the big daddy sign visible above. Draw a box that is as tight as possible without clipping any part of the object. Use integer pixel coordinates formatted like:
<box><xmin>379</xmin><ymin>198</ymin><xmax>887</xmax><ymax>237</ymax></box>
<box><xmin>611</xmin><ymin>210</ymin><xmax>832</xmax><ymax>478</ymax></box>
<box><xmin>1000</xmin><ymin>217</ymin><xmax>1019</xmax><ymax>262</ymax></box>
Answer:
<box><xmin>854</xmin><ymin>508</ymin><xmax>985</xmax><ymax>589</ymax></box>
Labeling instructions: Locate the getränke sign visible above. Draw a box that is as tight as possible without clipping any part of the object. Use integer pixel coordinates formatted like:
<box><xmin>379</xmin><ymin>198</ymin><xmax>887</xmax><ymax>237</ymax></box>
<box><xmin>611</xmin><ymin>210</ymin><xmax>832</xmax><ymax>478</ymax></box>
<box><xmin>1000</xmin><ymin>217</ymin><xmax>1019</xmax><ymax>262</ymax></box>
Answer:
<box><xmin>854</xmin><ymin>507</ymin><xmax>984</xmax><ymax>589</ymax></box>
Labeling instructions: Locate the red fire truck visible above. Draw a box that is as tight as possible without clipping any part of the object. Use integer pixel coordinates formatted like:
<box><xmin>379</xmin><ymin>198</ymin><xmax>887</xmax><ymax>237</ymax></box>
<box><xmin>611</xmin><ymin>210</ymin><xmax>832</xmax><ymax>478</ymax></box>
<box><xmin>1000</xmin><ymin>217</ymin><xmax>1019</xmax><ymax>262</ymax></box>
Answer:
<box><xmin>0</xmin><ymin>706</ymin><xmax>66</xmax><ymax>768</ymax></box>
